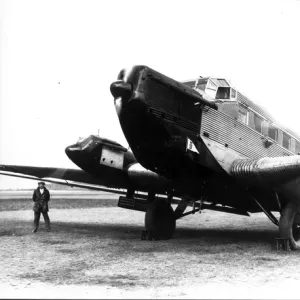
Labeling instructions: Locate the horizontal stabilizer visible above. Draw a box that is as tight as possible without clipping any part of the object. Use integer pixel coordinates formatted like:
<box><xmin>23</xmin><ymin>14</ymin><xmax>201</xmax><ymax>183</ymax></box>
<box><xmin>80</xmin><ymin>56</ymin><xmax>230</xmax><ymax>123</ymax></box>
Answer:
<box><xmin>231</xmin><ymin>156</ymin><xmax>300</xmax><ymax>187</ymax></box>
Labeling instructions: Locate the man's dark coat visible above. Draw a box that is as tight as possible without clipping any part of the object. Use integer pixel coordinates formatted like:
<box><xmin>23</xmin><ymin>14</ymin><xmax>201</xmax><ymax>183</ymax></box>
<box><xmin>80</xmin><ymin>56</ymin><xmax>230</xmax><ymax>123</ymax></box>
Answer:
<box><xmin>32</xmin><ymin>187</ymin><xmax>50</xmax><ymax>212</ymax></box>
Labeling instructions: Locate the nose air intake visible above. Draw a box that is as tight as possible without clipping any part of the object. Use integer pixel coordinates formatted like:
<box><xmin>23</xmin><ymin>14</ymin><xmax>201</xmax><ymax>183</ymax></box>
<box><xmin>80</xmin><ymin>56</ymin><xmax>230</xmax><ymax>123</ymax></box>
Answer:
<box><xmin>110</xmin><ymin>81</ymin><xmax>132</xmax><ymax>99</ymax></box>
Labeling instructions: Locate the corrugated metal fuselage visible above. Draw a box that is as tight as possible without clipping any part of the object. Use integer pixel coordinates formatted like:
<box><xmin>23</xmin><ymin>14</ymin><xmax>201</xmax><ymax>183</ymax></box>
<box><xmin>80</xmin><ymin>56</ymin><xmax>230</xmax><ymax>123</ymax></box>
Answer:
<box><xmin>112</xmin><ymin>66</ymin><xmax>286</xmax><ymax>212</ymax></box>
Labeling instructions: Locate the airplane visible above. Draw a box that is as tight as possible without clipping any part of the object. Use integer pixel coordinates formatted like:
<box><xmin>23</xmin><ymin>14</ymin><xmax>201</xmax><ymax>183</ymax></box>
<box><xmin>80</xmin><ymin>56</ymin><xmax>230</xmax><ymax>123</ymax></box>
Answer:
<box><xmin>2</xmin><ymin>65</ymin><xmax>300</xmax><ymax>249</ymax></box>
<box><xmin>109</xmin><ymin>65</ymin><xmax>300</xmax><ymax>249</ymax></box>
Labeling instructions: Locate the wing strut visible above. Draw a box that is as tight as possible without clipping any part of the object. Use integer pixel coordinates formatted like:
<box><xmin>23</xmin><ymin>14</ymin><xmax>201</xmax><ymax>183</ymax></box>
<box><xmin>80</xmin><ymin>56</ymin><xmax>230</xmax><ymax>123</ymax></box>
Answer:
<box><xmin>252</xmin><ymin>197</ymin><xmax>279</xmax><ymax>226</ymax></box>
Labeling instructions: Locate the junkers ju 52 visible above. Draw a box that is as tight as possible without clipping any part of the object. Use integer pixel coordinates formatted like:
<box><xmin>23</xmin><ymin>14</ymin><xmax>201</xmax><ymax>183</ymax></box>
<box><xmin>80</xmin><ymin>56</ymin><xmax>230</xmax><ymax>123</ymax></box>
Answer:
<box><xmin>110</xmin><ymin>65</ymin><xmax>300</xmax><ymax>249</ymax></box>
<box><xmin>1</xmin><ymin>65</ymin><xmax>300</xmax><ymax>250</ymax></box>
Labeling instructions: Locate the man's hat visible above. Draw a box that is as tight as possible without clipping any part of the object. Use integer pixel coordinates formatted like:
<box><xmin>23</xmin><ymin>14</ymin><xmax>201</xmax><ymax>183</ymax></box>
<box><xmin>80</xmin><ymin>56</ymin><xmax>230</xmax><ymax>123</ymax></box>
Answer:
<box><xmin>38</xmin><ymin>181</ymin><xmax>46</xmax><ymax>185</ymax></box>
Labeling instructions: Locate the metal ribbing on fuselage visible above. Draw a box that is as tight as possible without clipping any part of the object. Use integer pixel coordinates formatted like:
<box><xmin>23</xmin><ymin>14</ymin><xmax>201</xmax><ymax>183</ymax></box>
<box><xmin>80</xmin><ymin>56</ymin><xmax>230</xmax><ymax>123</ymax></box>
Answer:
<box><xmin>150</xmin><ymin>107</ymin><xmax>200</xmax><ymax>134</ymax></box>
<box><xmin>201</xmin><ymin>108</ymin><xmax>292</xmax><ymax>159</ymax></box>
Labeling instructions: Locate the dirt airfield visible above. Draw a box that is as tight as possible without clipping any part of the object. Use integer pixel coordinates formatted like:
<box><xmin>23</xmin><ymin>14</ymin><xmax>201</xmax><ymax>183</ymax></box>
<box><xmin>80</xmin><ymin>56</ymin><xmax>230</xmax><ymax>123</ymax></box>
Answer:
<box><xmin>0</xmin><ymin>191</ymin><xmax>300</xmax><ymax>299</ymax></box>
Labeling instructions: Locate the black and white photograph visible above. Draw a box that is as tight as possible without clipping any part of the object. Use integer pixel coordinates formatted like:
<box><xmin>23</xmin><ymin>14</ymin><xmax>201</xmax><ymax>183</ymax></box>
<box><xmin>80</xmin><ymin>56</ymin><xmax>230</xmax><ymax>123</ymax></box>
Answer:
<box><xmin>1</xmin><ymin>0</ymin><xmax>300</xmax><ymax>298</ymax></box>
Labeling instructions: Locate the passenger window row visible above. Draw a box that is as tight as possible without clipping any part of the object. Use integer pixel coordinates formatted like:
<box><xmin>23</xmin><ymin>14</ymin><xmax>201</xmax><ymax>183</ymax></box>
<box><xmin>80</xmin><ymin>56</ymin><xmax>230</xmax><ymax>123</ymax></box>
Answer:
<box><xmin>237</xmin><ymin>105</ymin><xmax>300</xmax><ymax>154</ymax></box>
<box><xmin>183</xmin><ymin>79</ymin><xmax>300</xmax><ymax>154</ymax></box>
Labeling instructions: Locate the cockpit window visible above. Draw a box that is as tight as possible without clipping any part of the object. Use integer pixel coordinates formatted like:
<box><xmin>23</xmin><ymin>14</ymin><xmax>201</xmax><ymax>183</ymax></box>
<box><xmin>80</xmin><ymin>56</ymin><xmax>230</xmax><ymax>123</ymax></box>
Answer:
<box><xmin>211</xmin><ymin>78</ymin><xmax>230</xmax><ymax>87</ymax></box>
<box><xmin>196</xmin><ymin>79</ymin><xmax>208</xmax><ymax>91</ymax></box>
<box><xmin>182</xmin><ymin>81</ymin><xmax>196</xmax><ymax>88</ymax></box>
<box><xmin>206</xmin><ymin>78</ymin><xmax>236</xmax><ymax>101</ymax></box>
<box><xmin>216</xmin><ymin>87</ymin><xmax>231</xmax><ymax>99</ymax></box>
<box><xmin>206</xmin><ymin>79</ymin><xmax>218</xmax><ymax>92</ymax></box>
<box><xmin>185</xmin><ymin>77</ymin><xmax>236</xmax><ymax>101</ymax></box>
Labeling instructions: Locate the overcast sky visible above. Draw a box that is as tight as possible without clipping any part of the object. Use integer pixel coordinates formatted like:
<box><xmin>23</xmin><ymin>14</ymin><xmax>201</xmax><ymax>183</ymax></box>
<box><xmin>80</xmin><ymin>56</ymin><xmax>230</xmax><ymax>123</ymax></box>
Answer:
<box><xmin>1</xmin><ymin>0</ymin><xmax>300</xmax><ymax>189</ymax></box>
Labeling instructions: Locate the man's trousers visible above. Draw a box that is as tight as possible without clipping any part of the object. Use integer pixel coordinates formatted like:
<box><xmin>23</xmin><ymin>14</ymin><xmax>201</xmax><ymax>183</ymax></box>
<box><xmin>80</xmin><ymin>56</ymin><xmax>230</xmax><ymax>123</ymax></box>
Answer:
<box><xmin>33</xmin><ymin>211</ymin><xmax>51</xmax><ymax>231</ymax></box>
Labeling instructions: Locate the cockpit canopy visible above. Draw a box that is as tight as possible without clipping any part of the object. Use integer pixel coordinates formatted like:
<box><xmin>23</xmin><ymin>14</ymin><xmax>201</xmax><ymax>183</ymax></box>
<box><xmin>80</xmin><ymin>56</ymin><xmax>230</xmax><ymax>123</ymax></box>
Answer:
<box><xmin>183</xmin><ymin>77</ymin><xmax>236</xmax><ymax>101</ymax></box>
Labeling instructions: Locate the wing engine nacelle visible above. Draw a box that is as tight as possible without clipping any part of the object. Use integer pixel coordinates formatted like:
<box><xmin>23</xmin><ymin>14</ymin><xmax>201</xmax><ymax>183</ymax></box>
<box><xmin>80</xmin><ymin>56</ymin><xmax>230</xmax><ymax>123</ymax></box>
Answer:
<box><xmin>66</xmin><ymin>134</ymin><xmax>172</xmax><ymax>193</ymax></box>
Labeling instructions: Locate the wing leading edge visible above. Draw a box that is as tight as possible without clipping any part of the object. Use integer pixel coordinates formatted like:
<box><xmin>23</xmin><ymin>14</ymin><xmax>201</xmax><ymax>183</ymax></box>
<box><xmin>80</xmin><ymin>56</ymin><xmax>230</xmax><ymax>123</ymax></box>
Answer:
<box><xmin>231</xmin><ymin>156</ymin><xmax>300</xmax><ymax>187</ymax></box>
<box><xmin>0</xmin><ymin>165</ymin><xmax>127</xmax><ymax>195</ymax></box>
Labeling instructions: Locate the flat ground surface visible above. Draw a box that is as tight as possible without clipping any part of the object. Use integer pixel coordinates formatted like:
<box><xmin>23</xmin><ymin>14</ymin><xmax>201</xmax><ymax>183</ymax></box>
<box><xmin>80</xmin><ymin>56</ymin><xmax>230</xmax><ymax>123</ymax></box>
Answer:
<box><xmin>0</xmin><ymin>191</ymin><xmax>299</xmax><ymax>299</ymax></box>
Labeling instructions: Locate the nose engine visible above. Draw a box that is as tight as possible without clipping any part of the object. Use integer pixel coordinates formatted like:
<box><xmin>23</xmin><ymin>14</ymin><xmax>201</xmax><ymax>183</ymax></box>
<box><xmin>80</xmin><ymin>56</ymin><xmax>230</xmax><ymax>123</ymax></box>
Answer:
<box><xmin>110</xmin><ymin>65</ymin><xmax>222</xmax><ymax>182</ymax></box>
<box><xmin>110</xmin><ymin>81</ymin><xmax>132</xmax><ymax>99</ymax></box>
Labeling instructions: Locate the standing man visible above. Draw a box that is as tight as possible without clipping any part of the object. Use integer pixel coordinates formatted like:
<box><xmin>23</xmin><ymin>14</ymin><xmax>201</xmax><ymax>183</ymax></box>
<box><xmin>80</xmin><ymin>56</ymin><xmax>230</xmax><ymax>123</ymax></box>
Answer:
<box><xmin>32</xmin><ymin>181</ymin><xmax>51</xmax><ymax>233</ymax></box>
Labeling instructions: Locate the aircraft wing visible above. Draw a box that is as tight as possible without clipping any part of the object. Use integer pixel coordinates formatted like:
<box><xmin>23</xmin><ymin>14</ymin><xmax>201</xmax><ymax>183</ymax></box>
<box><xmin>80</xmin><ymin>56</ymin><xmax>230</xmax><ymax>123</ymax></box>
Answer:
<box><xmin>0</xmin><ymin>165</ymin><xmax>127</xmax><ymax>195</ymax></box>
<box><xmin>230</xmin><ymin>155</ymin><xmax>300</xmax><ymax>187</ymax></box>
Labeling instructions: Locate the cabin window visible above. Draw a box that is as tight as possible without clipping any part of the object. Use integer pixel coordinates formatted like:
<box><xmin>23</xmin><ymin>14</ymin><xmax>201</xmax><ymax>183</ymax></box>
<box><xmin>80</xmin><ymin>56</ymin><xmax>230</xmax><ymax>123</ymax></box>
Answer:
<box><xmin>237</xmin><ymin>106</ymin><xmax>248</xmax><ymax>124</ymax></box>
<box><xmin>282</xmin><ymin>132</ymin><xmax>291</xmax><ymax>150</ymax></box>
<box><xmin>268</xmin><ymin>125</ymin><xmax>278</xmax><ymax>141</ymax></box>
<box><xmin>295</xmin><ymin>141</ymin><xmax>300</xmax><ymax>154</ymax></box>
<box><xmin>254</xmin><ymin>114</ymin><xmax>263</xmax><ymax>134</ymax></box>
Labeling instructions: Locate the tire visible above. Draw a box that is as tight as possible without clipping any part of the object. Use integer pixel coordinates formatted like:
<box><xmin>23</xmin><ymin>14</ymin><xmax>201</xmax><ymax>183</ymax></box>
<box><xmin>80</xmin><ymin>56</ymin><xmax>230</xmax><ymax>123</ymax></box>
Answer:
<box><xmin>279</xmin><ymin>201</ymin><xmax>300</xmax><ymax>250</ymax></box>
<box><xmin>145</xmin><ymin>199</ymin><xmax>176</xmax><ymax>240</ymax></box>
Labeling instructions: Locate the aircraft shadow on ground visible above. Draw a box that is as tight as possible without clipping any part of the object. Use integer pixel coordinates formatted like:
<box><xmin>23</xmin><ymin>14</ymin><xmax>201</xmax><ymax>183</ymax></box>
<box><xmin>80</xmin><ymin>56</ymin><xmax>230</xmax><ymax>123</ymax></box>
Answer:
<box><xmin>3</xmin><ymin>219</ymin><xmax>277</xmax><ymax>245</ymax></box>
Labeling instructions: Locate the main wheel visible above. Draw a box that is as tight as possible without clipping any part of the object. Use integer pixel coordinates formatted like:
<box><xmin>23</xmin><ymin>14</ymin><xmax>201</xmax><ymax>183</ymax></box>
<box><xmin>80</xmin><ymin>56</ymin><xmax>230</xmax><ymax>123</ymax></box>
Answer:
<box><xmin>145</xmin><ymin>199</ymin><xmax>176</xmax><ymax>240</ymax></box>
<box><xmin>279</xmin><ymin>201</ymin><xmax>300</xmax><ymax>250</ymax></box>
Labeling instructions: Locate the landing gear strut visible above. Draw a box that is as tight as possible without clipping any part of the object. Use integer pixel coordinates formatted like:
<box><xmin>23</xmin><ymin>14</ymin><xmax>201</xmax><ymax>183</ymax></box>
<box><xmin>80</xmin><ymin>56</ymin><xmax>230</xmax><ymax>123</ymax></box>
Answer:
<box><xmin>144</xmin><ymin>197</ymin><xmax>176</xmax><ymax>240</ymax></box>
<box><xmin>279</xmin><ymin>201</ymin><xmax>300</xmax><ymax>250</ymax></box>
